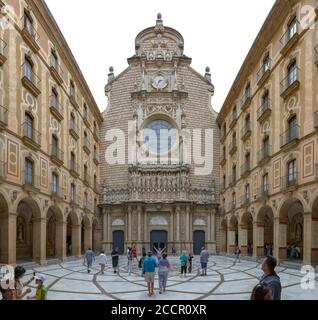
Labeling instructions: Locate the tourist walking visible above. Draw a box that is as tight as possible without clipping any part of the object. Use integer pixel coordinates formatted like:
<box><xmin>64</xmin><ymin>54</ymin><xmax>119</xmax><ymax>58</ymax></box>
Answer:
<box><xmin>250</xmin><ymin>283</ymin><xmax>273</xmax><ymax>300</ymax></box>
<box><xmin>260</xmin><ymin>255</ymin><xmax>282</xmax><ymax>300</ymax></box>
<box><xmin>84</xmin><ymin>248</ymin><xmax>95</xmax><ymax>273</ymax></box>
<box><xmin>14</xmin><ymin>266</ymin><xmax>33</xmax><ymax>300</ymax></box>
<box><xmin>180</xmin><ymin>251</ymin><xmax>188</xmax><ymax>278</ymax></box>
<box><xmin>97</xmin><ymin>251</ymin><xmax>107</xmax><ymax>274</ymax></box>
<box><xmin>234</xmin><ymin>245</ymin><xmax>241</xmax><ymax>264</ymax></box>
<box><xmin>143</xmin><ymin>251</ymin><xmax>158</xmax><ymax>296</ymax></box>
<box><xmin>127</xmin><ymin>247</ymin><xmax>133</xmax><ymax>275</ymax></box>
<box><xmin>200</xmin><ymin>246</ymin><xmax>209</xmax><ymax>276</ymax></box>
<box><xmin>111</xmin><ymin>247</ymin><xmax>119</xmax><ymax>274</ymax></box>
<box><xmin>188</xmin><ymin>253</ymin><xmax>194</xmax><ymax>273</ymax></box>
<box><xmin>27</xmin><ymin>274</ymin><xmax>47</xmax><ymax>300</ymax></box>
<box><xmin>158</xmin><ymin>253</ymin><xmax>170</xmax><ymax>294</ymax></box>
<box><xmin>172</xmin><ymin>245</ymin><xmax>177</xmax><ymax>257</ymax></box>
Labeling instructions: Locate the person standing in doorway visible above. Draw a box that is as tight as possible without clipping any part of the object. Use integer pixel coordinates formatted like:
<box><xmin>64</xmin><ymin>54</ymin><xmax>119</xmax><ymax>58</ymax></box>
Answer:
<box><xmin>158</xmin><ymin>253</ymin><xmax>170</xmax><ymax>294</ymax></box>
<box><xmin>200</xmin><ymin>246</ymin><xmax>209</xmax><ymax>276</ymax></box>
<box><xmin>143</xmin><ymin>251</ymin><xmax>158</xmax><ymax>297</ymax></box>
<box><xmin>111</xmin><ymin>247</ymin><xmax>119</xmax><ymax>274</ymax></box>
<box><xmin>234</xmin><ymin>245</ymin><xmax>241</xmax><ymax>264</ymax></box>
<box><xmin>180</xmin><ymin>251</ymin><xmax>188</xmax><ymax>278</ymax></box>
<box><xmin>97</xmin><ymin>251</ymin><xmax>107</xmax><ymax>275</ymax></box>
<box><xmin>84</xmin><ymin>248</ymin><xmax>95</xmax><ymax>273</ymax></box>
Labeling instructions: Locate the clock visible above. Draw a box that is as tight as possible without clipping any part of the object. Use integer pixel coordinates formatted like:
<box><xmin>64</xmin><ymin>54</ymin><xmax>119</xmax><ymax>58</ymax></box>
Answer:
<box><xmin>152</xmin><ymin>75</ymin><xmax>168</xmax><ymax>89</ymax></box>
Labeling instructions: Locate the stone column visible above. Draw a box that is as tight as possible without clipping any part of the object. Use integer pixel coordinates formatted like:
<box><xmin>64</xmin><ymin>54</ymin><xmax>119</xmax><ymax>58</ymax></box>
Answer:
<box><xmin>144</xmin><ymin>210</ymin><xmax>148</xmax><ymax>250</ymax></box>
<box><xmin>137</xmin><ymin>205</ymin><xmax>142</xmax><ymax>253</ymax></box>
<box><xmin>186</xmin><ymin>205</ymin><xmax>190</xmax><ymax>252</ymax></box>
<box><xmin>238</xmin><ymin>225</ymin><xmax>248</xmax><ymax>255</ymax></box>
<box><xmin>228</xmin><ymin>227</ymin><xmax>236</xmax><ymax>254</ymax></box>
<box><xmin>253</xmin><ymin>221</ymin><xmax>264</xmax><ymax>259</ymax></box>
<box><xmin>84</xmin><ymin>226</ymin><xmax>92</xmax><ymax>251</ymax></box>
<box><xmin>303</xmin><ymin>212</ymin><xmax>312</xmax><ymax>266</ymax></box>
<box><xmin>169</xmin><ymin>211</ymin><xmax>174</xmax><ymax>251</ymax></box>
<box><xmin>211</xmin><ymin>211</ymin><xmax>216</xmax><ymax>254</ymax></box>
<box><xmin>56</xmin><ymin>220</ymin><xmax>67</xmax><ymax>261</ymax></box>
<box><xmin>0</xmin><ymin>213</ymin><xmax>17</xmax><ymax>265</ymax></box>
<box><xmin>273</xmin><ymin>217</ymin><xmax>287</xmax><ymax>262</ymax></box>
<box><xmin>33</xmin><ymin>217</ymin><xmax>47</xmax><ymax>265</ymax></box>
<box><xmin>176</xmin><ymin>206</ymin><xmax>181</xmax><ymax>252</ymax></box>
<box><xmin>72</xmin><ymin>224</ymin><xmax>82</xmax><ymax>257</ymax></box>
<box><xmin>127</xmin><ymin>206</ymin><xmax>132</xmax><ymax>247</ymax></box>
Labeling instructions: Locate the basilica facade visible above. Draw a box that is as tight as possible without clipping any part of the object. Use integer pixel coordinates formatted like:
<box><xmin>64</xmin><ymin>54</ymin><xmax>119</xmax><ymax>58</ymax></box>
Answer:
<box><xmin>100</xmin><ymin>14</ymin><xmax>219</xmax><ymax>255</ymax></box>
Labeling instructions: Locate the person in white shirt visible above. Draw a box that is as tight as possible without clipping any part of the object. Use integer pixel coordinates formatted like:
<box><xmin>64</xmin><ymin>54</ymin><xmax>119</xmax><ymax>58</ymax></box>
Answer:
<box><xmin>97</xmin><ymin>251</ymin><xmax>107</xmax><ymax>274</ymax></box>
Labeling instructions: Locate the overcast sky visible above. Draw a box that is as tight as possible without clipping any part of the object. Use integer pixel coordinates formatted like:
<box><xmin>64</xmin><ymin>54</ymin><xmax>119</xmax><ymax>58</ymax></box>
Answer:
<box><xmin>45</xmin><ymin>0</ymin><xmax>275</xmax><ymax>112</ymax></box>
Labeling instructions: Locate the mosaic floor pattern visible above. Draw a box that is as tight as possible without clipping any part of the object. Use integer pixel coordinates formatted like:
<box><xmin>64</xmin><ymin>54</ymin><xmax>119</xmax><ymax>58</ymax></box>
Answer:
<box><xmin>21</xmin><ymin>256</ymin><xmax>318</xmax><ymax>300</ymax></box>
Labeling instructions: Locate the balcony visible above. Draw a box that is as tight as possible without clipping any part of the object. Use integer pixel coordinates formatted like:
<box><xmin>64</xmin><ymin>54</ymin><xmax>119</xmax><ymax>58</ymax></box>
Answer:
<box><xmin>22</xmin><ymin>122</ymin><xmax>41</xmax><ymax>150</ymax></box>
<box><xmin>280</xmin><ymin>69</ymin><xmax>300</xmax><ymax>99</ymax></box>
<box><xmin>282</xmin><ymin>173</ymin><xmax>298</xmax><ymax>191</ymax></box>
<box><xmin>258</xmin><ymin>185</ymin><xmax>270</xmax><ymax>199</ymax></box>
<box><xmin>220</xmin><ymin>131</ymin><xmax>226</xmax><ymax>144</ymax></box>
<box><xmin>0</xmin><ymin>161</ymin><xmax>6</xmax><ymax>183</ymax></box>
<box><xmin>21</xmin><ymin>18</ymin><xmax>40</xmax><ymax>53</ymax></box>
<box><xmin>69</xmin><ymin>121</ymin><xmax>79</xmax><ymax>140</ymax></box>
<box><xmin>22</xmin><ymin>171</ymin><xmax>40</xmax><ymax>192</ymax></box>
<box><xmin>0</xmin><ymin>38</ymin><xmax>7</xmax><ymax>66</ymax></box>
<box><xmin>257</xmin><ymin>60</ymin><xmax>271</xmax><ymax>86</ymax></box>
<box><xmin>0</xmin><ymin>105</ymin><xmax>8</xmax><ymax>130</ymax></box>
<box><xmin>84</xmin><ymin>201</ymin><xmax>92</xmax><ymax>213</ymax></box>
<box><xmin>229</xmin><ymin>140</ymin><xmax>237</xmax><ymax>156</ymax></box>
<box><xmin>21</xmin><ymin>63</ymin><xmax>41</xmax><ymax>97</ymax></box>
<box><xmin>229</xmin><ymin>174</ymin><xmax>237</xmax><ymax>187</ymax></box>
<box><xmin>83</xmin><ymin>110</ymin><xmax>91</xmax><ymax>128</ymax></box>
<box><xmin>84</xmin><ymin>173</ymin><xmax>91</xmax><ymax>187</ymax></box>
<box><xmin>257</xmin><ymin>99</ymin><xmax>272</xmax><ymax>123</ymax></box>
<box><xmin>315</xmin><ymin>46</ymin><xmax>318</xmax><ymax>68</ymax></box>
<box><xmin>49</xmin><ymin>55</ymin><xmax>64</xmax><ymax>85</ymax></box>
<box><xmin>280</xmin><ymin>125</ymin><xmax>300</xmax><ymax>150</ymax></box>
<box><xmin>229</xmin><ymin>113</ymin><xmax>238</xmax><ymax>129</ymax></box>
<box><xmin>220</xmin><ymin>153</ymin><xmax>226</xmax><ymax>166</ymax></box>
<box><xmin>70</xmin><ymin>93</ymin><xmax>80</xmax><ymax>110</ymax></box>
<box><xmin>69</xmin><ymin>161</ymin><xmax>80</xmax><ymax>178</ymax></box>
<box><xmin>93</xmin><ymin>128</ymin><xmax>99</xmax><ymax>142</ymax></box>
<box><xmin>83</xmin><ymin>139</ymin><xmax>91</xmax><ymax>155</ymax></box>
<box><xmin>93</xmin><ymin>152</ymin><xmax>100</xmax><ymax>165</ymax></box>
<box><xmin>229</xmin><ymin>201</ymin><xmax>236</xmax><ymax>211</ymax></box>
<box><xmin>241</xmin><ymin>194</ymin><xmax>250</xmax><ymax>207</ymax></box>
<box><xmin>257</xmin><ymin>145</ymin><xmax>271</xmax><ymax>165</ymax></box>
<box><xmin>70</xmin><ymin>194</ymin><xmax>79</xmax><ymax>207</ymax></box>
<box><xmin>241</xmin><ymin>161</ymin><xmax>251</xmax><ymax>178</ymax></box>
<box><xmin>49</xmin><ymin>96</ymin><xmax>64</xmax><ymax>121</ymax></box>
<box><xmin>51</xmin><ymin>185</ymin><xmax>64</xmax><ymax>201</ymax></box>
<box><xmin>280</xmin><ymin>21</ymin><xmax>300</xmax><ymax>55</ymax></box>
<box><xmin>241</xmin><ymin>94</ymin><xmax>252</xmax><ymax>112</ymax></box>
<box><xmin>50</xmin><ymin>145</ymin><xmax>64</xmax><ymax>167</ymax></box>
<box><xmin>241</xmin><ymin>122</ymin><xmax>251</xmax><ymax>141</ymax></box>
<box><xmin>314</xmin><ymin>112</ymin><xmax>318</xmax><ymax>129</ymax></box>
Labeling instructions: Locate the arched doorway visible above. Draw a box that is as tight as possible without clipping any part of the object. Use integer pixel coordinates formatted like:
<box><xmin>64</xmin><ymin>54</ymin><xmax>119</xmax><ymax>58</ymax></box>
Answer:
<box><xmin>256</xmin><ymin>206</ymin><xmax>274</xmax><ymax>257</ymax></box>
<box><xmin>46</xmin><ymin>206</ymin><xmax>63</xmax><ymax>259</ymax></box>
<box><xmin>311</xmin><ymin>196</ymin><xmax>318</xmax><ymax>265</ymax></box>
<box><xmin>16</xmin><ymin>198</ymin><xmax>41</xmax><ymax>262</ymax></box>
<box><xmin>150</xmin><ymin>230</ymin><xmax>167</xmax><ymax>254</ymax></box>
<box><xmin>0</xmin><ymin>192</ymin><xmax>9</xmax><ymax>264</ymax></box>
<box><xmin>279</xmin><ymin>198</ymin><xmax>304</xmax><ymax>261</ymax></box>
<box><xmin>240</xmin><ymin>212</ymin><xmax>253</xmax><ymax>256</ymax></box>
<box><xmin>113</xmin><ymin>230</ymin><xmax>124</xmax><ymax>254</ymax></box>
<box><xmin>220</xmin><ymin>219</ymin><xmax>227</xmax><ymax>253</ymax></box>
<box><xmin>229</xmin><ymin>215</ymin><xmax>238</xmax><ymax>254</ymax></box>
<box><xmin>193</xmin><ymin>230</ymin><xmax>205</xmax><ymax>255</ymax></box>
<box><xmin>66</xmin><ymin>211</ymin><xmax>80</xmax><ymax>257</ymax></box>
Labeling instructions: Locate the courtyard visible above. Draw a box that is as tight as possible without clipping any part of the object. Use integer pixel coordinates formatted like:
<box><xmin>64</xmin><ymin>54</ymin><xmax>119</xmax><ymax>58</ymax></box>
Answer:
<box><xmin>18</xmin><ymin>256</ymin><xmax>318</xmax><ymax>300</ymax></box>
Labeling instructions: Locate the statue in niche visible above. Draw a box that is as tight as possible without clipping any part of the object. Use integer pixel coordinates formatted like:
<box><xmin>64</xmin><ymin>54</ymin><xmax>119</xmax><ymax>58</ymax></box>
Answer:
<box><xmin>295</xmin><ymin>223</ymin><xmax>303</xmax><ymax>243</ymax></box>
<box><xmin>17</xmin><ymin>217</ymin><xmax>25</xmax><ymax>242</ymax></box>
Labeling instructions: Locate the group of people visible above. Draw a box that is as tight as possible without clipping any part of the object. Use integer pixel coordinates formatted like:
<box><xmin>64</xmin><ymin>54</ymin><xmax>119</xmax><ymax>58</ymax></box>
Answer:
<box><xmin>0</xmin><ymin>266</ymin><xmax>47</xmax><ymax>301</ymax></box>
<box><xmin>287</xmin><ymin>243</ymin><xmax>301</xmax><ymax>259</ymax></box>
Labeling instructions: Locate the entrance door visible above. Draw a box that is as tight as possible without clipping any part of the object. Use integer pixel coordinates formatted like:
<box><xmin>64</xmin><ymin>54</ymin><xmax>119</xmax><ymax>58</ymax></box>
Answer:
<box><xmin>113</xmin><ymin>231</ymin><xmax>124</xmax><ymax>254</ymax></box>
<box><xmin>150</xmin><ymin>230</ymin><xmax>168</xmax><ymax>254</ymax></box>
<box><xmin>193</xmin><ymin>231</ymin><xmax>205</xmax><ymax>255</ymax></box>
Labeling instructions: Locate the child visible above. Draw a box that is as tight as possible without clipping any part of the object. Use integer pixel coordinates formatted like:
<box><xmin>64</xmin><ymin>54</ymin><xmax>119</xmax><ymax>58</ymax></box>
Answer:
<box><xmin>27</xmin><ymin>274</ymin><xmax>47</xmax><ymax>300</ymax></box>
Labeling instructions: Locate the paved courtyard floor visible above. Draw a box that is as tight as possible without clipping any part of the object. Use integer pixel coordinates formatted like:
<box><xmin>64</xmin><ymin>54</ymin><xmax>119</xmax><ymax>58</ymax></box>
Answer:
<box><xmin>21</xmin><ymin>256</ymin><xmax>318</xmax><ymax>300</ymax></box>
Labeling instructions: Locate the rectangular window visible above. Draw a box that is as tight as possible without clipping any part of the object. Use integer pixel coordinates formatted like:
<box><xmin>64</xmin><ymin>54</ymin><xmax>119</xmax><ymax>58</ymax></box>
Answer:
<box><xmin>288</xmin><ymin>17</ymin><xmax>297</xmax><ymax>41</ymax></box>
<box><xmin>24</xmin><ymin>11</ymin><xmax>33</xmax><ymax>37</ymax></box>
<box><xmin>70</xmin><ymin>183</ymin><xmax>75</xmax><ymax>201</ymax></box>
<box><xmin>25</xmin><ymin>159</ymin><xmax>33</xmax><ymax>185</ymax></box>
<box><xmin>52</xmin><ymin>173</ymin><xmax>58</xmax><ymax>193</ymax></box>
<box><xmin>288</xmin><ymin>116</ymin><xmax>297</xmax><ymax>141</ymax></box>
<box><xmin>263</xmin><ymin>174</ymin><xmax>269</xmax><ymax>192</ymax></box>
<box><xmin>24</xmin><ymin>58</ymin><xmax>33</xmax><ymax>81</ymax></box>
<box><xmin>288</xmin><ymin>160</ymin><xmax>297</xmax><ymax>184</ymax></box>
<box><xmin>288</xmin><ymin>62</ymin><xmax>297</xmax><ymax>86</ymax></box>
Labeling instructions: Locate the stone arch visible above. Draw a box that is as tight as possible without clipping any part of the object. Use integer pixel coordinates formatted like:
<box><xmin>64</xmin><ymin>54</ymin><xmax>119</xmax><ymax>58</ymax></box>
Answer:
<box><xmin>228</xmin><ymin>215</ymin><xmax>239</xmax><ymax>253</ymax></box>
<box><xmin>66</xmin><ymin>211</ymin><xmax>81</xmax><ymax>257</ymax></box>
<box><xmin>256</xmin><ymin>205</ymin><xmax>274</xmax><ymax>256</ymax></box>
<box><xmin>0</xmin><ymin>191</ymin><xmax>10</xmax><ymax>264</ymax></box>
<box><xmin>240</xmin><ymin>211</ymin><xmax>253</xmax><ymax>256</ymax></box>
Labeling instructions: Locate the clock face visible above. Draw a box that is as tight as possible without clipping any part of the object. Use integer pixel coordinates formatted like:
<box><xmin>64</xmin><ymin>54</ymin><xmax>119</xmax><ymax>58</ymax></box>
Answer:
<box><xmin>152</xmin><ymin>75</ymin><xmax>167</xmax><ymax>89</ymax></box>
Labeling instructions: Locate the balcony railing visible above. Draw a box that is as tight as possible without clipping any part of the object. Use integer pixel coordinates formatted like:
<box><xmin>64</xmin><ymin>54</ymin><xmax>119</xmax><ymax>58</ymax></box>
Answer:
<box><xmin>282</xmin><ymin>173</ymin><xmax>298</xmax><ymax>190</ymax></box>
<box><xmin>50</xmin><ymin>96</ymin><xmax>64</xmax><ymax>121</ymax></box>
<box><xmin>257</xmin><ymin>60</ymin><xmax>271</xmax><ymax>85</ymax></box>
<box><xmin>241</xmin><ymin>122</ymin><xmax>251</xmax><ymax>140</ymax></box>
<box><xmin>22</xmin><ymin>122</ymin><xmax>41</xmax><ymax>148</ymax></box>
<box><xmin>257</xmin><ymin>145</ymin><xmax>271</xmax><ymax>164</ymax></box>
<box><xmin>280</xmin><ymin>20</ymin><xmax>300</xmax><ymax>54</ymax></box>
<box><xmin>69</xmin><ymin>161</ymin><xmax>80</xmax><ymax>177</ymax></box>
<box><xmin>70</xmin><ymin>194</ymin><xmax>79</xmax><ymax>206</ymax></box>
<box><xmin>21</xmin><ymin>17</ymin><xmax>40</xmax><ymax>52</ymax></box>
<box><xmin>0</xmin><ymin>161</ymin><xmax>6</xmax><ymax>181</ymax></box>
<box><xmin>93</xmin><ymin>152</ymin><xmax>100</xmax><ymax>164</ymax></box>
<box><xmin>51</xmin><ymin>145</ymin><xmax>64</xmax><ymax>165</ymax></box>
<box><xmin>241</xmin><ymin>194</ymin><xmax>250</xmax><ymax>206</ymax></box>
<box><xmin>93</xmin><ymin>127</ymin><xmax>99</xmax><ymax>142</ymax></box>
<box><xmin>280</xmin><ymin>68</ymin><xmax>300</xmax><ymax>98</ymax></box>
<box><xmin>258</xmin><ymin>185</ymin><xmax>270</xmax><ymax>198</ymax></box>
<box><xmin>83</xmin><ymin>139</ymin><xmax>91</xmax><ymax>154</ymax></box>
<box><xmin>229</xmin><ymin>174</ymin><xmax>236</xmax><ymax>186</ymax></box>
<box><xmin>83</xmin><ymin>110</ymin><xmax>91</xmax><ymax>127</ymax></box>
<box><xmin>280</xmin><ymin>125</ymin><xmax>300</xmax><ymax>148</ymax></box>
<box><xmin>220</xmin><ymin>131</ymin><xmax>226</xmax><ymax>143</ymax></box>
<box><xmin>84</xmin><ymin>201</ymin><xmax>92</xmax><ymax>211</ymax></box>
<box><xmin>69</xmin><ymin>121</ymin><xmax>80</xmax><ymax>140</ymax></box>
<box><xmin>49</xmin><ymin>55</ymin><xmax>64</xmax><ymax>84</ymax></box>
<box><xmin>0</xmin><ymin>38</ymin><xmax>7</xmax><ymax>65</ymax></box>
<box><xmin>229</xmin><ymin>140</ymin><xmax>237</xmax><ymax>155</ymax></box>
<box><xmin>0</xmin><ymin>105</ymin><xmax>8</xmax><ymax>129</ymax></box>
<box><xmin>241</xmin><ymin>161</ymin><xmax>251</xmax><ymax>177</ymax></box>
<box><xmin>229</xmin><ymin>201</ymin><xmax>236</xmax><ymax>211</ymax></box>
<box><xmin>69</xmin><ymin>92</ymin><xmax>80</xmax><ymax>109</ymax></box>
<box><xmin>241</xmin><ymin>93</ymin><xmax>252</xmax><ymax>111</ymax></box>
<box><xmin>84</xmin><ymin>173</ymin><xmax>91</xmax><ymax>186</ymax></box>
<box><xmin>22</xmin><ymin>171</ymin><xmax>40</xmax><ymax>190</ymax></box>
<box><xmin>51</xmin><ymin>184</ymin><xmax>64</xmax><ymax>199</ymax></box>
<box><xmin>229</xmin><ymin>112</ymin><xmax>238</xmax><ymax>129</ymax></box>
<box><xmin>257</xmin><ymin>98</ymin><xmax>272</xmax><ymax>122</ymax></box>
<box><xmin>21</xmin><ymin>63</ymin><xmax>41</xmax><ymax>97</ymax></box>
